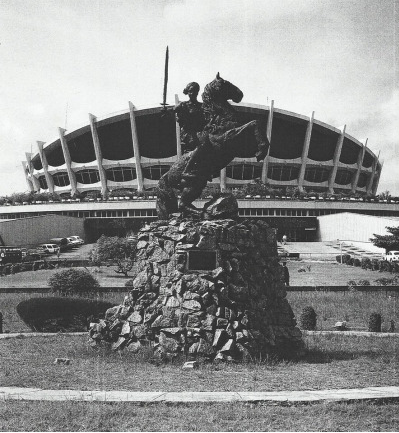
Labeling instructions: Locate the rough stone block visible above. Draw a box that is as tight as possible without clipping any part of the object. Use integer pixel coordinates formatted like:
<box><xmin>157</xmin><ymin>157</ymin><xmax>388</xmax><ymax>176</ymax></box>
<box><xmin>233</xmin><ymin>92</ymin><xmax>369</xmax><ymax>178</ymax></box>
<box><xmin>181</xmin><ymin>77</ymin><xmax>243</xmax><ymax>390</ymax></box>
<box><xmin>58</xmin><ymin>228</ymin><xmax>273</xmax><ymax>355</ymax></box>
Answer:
<box><xmin>213</xmin><ymin>329</ymin><xmax>228</xmax><ymax>348</ymax></box>
<box><xmin>182</xmin><ymin>300</ymin><xmax>202</xmax><ymax>311</ymax></box>
<box><xmin>220</xmin><ymin>339</ymin><xmax>235</xmax><ymax>353</ymax></box>
<box><xmin>182</xmin><ymin>361</ymin><xmax>199</xmax><ymax>369</ymax></box>
<box><xmin>128</xmin><ymin>311</ymin><xmax>142</xmax><ymax>325</ymax></box>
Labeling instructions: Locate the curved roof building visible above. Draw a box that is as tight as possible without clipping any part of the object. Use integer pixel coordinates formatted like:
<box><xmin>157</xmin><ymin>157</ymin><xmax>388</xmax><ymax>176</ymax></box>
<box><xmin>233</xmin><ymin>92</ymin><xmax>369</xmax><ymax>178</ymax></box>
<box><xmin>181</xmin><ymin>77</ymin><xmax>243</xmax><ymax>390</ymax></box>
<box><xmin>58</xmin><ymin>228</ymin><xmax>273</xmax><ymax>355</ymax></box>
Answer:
<box><xmin>22</xmin><ymin>100</ymin><xmax>381</xmax><ymax>197</ymax></box>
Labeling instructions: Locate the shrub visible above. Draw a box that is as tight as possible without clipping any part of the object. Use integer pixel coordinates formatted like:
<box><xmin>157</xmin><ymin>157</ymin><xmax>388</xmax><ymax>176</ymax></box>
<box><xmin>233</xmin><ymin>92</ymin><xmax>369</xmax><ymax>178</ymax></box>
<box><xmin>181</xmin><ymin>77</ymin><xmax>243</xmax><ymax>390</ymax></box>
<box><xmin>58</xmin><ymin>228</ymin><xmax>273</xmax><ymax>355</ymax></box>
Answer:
<box><xmin>299</xmin><ymin>306</ymin><xmax>317</xmax><ymax>330</ymax></box>
<box><xmin>16</xmin><ymin>297</ymin><xmax>115</xmax><ymax>332</ymax></box>
<box><xmin>379</xmin><ymin>260</ymin><xmax>392</xmax><ymax>273</ymax></box>
<box><xmin>343</xmin><ymin>254</ymin><xmax>352</xmax><ymax>265</ymax></box>
<box><xmin>371</xmin><ymin>258</ymin><xmax>380</xmax><ymax>271</ymax></box>
<box><xmin>353</xmin><ymin>258</ymin><xmax>361</xmax><ymax>267</ymax></box>
<box><xmin>48</xmin><ymin>268</ymin><xmax>100</xmax><ymax>297</ymax></box>
<box><xmin>357</xmin><ymin>279</ymin><xmax>370</xmax><ymax>286</ymax></box>
<box><xmin>361</xmin><ymin>257</ymin><xmax>372</xmax><ymax>270</ymax></box>
<box><xmin>393</xmin><ymin>262</ymin><xmax>399</xmax><ymax>274</ymax></box>
<box><xmin>336</xmin><ymin>254</ymin><xmax>351</xmax><ymax>264</ymax></box>
<box><xmin>375</xmin><ymin>276</ymin><xmax>398</xmax><ymax>286</ymax></box>
<box><xmin>368</xmin><ymin>312</ymin><xmax>382</xmax><ymax>332</ymax></box>
<box><xmin>347</xmin><ymin>280</ymin><xmax>357</xmax><ymax>289</ymax></box>
<box><xmin>347</xmin><ymin>257</ymin><xmax>354</xmax><ymax>266</ymax></box>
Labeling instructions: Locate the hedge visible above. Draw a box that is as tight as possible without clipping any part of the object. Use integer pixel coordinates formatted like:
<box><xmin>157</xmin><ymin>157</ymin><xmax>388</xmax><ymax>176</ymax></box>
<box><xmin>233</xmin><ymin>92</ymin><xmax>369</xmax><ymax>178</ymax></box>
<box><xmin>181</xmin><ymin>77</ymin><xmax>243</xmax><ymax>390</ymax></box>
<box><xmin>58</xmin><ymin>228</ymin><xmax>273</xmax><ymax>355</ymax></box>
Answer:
<box><xmin>340</xmin><ymin>255</ymin><xmax>399</xmax><ymax>276</ymax></box>
<box><xmin>16</xmin><ymin>297</ymin><xmax>115</xmax><ymax>332</ymax></box>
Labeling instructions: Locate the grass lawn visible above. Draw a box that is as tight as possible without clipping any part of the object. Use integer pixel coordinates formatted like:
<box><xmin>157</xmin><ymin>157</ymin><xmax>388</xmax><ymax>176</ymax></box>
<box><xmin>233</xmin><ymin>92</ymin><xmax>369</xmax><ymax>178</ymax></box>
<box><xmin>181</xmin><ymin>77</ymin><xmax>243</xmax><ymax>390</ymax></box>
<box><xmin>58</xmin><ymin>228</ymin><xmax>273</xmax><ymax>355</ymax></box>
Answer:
<box><xmin>0</xmin><ymin>266</ymin><xmax>130</xmax><ymax>289</ymax></box>
<box><xmin>0</xmin><ymin>400</ymin><xmax>398</xmax><ymax>431</ymax></box>
<box><xmin>287</xmin><ymin>291</ymin><xmax>398</xmax><ymax>331</ymax></box>
<box><xmin>0</xmin><ymin>334</ymin><xmax>397</xmax><ymax>392</ymax></box>
<box><xmin>1</xmin><ymin>290</ymin><xmax>397</xmax><ymax>334</ymax></box>
<box><xmin>0</xmin><ymin>260</ymin><xmax>396</xmax><ymax>289</ymax></box>
<box><xmin>286</xmin><ymin>260</ymin><xmax>395</xmax><ymax>286</ymax></box>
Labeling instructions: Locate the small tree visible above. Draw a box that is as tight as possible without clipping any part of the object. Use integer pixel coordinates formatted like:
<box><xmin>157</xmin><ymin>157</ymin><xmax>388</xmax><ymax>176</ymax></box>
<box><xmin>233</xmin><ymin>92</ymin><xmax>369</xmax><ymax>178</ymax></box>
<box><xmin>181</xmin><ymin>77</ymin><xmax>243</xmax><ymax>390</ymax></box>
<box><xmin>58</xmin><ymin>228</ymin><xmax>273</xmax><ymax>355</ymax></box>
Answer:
<box><xmin>370</xmin><ymin>226</ymin><xmax>399</xmax><ymax>253</ymax></box>
<box><xmin>90</xmin><ymin>235</ymin><xmax>137</xmax><ymax>277</ymax></box>
<box><xmin>48</xmin><ymin>268</ymin><xmax>100</xmax><ymax>297</ymax></box>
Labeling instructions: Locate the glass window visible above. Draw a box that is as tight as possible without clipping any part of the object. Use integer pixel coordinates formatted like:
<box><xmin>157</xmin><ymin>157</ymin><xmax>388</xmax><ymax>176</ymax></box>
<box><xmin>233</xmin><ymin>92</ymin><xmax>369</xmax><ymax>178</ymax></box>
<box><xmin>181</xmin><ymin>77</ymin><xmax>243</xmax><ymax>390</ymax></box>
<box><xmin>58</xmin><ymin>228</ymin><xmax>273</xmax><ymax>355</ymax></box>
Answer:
<box><xmin>75</xmin><ymin>169</ymin><xmax>100</xmax><ymax>184</ymax></box>
<box><xmin>52</xmin><ymin>172</ymin><xmax>70</xmax><ymax>187</ymax></box>
<box><xmin>335</xmin><ymin>170</ymin><xmax>353</xmax><ymax>185</ymax></box>
<box><xmin>38</xmin><ymin>176</ymin><xmax>48</xmax><ymax>189</ymax></box>
<box><xmin>142</xmin><ymin>165</ymin><xmax>171</xmax><ymax>180</ymax></box>
<box><xmin>304</xmin><ymin>167</ymin><xmax>330</xmax><ymax>183</ymax></box>
<box><xmin>267</xmin><ymin>165</ymin><xmax>299</xmax><ymax>181</ymax></box>
<box><xmin>105</xmin><ymin>167</ymin><xmax>136</xmax><ymax>182</ymax></box>
<box><xmin>226</xmin><ymin>164</ymin><xmax>262</xmax><ymax>180</ymax></box>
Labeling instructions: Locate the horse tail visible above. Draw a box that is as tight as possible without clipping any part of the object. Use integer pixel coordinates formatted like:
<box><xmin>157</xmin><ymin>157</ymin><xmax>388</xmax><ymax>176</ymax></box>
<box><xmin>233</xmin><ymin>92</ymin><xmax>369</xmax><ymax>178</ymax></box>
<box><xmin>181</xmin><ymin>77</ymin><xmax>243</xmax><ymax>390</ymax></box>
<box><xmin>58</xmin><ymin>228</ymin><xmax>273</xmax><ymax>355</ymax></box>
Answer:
<box><xmin>156</xmin><ymin>173</ymin><xmax>178</xmax><ymax>220</ymax></box>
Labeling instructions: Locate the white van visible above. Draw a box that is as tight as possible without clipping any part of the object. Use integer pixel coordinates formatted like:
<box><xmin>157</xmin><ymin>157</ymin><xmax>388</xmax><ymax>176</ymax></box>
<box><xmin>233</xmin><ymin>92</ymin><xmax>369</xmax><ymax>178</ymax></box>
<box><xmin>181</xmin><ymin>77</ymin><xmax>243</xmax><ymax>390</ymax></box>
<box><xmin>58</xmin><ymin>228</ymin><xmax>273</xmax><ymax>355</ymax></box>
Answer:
<box><xmin>384</xmin><ymin>251</ymin><xmax>399</xmax><ymax>262</ymax></box>
<box><xmin>38</xmin><ymin>244</ymin><xmax>60</xmax><ymax>254</ymax></box>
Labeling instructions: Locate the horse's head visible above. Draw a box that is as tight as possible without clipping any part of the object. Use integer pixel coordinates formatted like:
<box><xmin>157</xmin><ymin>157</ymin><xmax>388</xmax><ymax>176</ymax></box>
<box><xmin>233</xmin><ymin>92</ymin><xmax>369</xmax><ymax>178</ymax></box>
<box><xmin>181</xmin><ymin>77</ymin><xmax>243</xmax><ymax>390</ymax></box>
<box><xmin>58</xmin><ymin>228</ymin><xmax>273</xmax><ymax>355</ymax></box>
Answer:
<box><xmin>203</xmin><ymin>73</ymin><xmax>244</xmax><ymax>104</ymax></box>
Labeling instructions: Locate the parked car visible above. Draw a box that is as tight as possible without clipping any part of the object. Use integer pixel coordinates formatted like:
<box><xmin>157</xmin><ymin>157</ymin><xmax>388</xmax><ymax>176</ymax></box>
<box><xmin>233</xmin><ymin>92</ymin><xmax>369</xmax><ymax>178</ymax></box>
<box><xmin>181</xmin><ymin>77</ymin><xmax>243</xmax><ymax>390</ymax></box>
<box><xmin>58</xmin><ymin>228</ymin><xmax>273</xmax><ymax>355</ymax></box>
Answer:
<box><xmin>384</xmin><ymin>251</ymin><xmax>399</xmax><ymax>262</ymax></box>
<box><xmin>37</xmin><ymin>244</ymin><xmax>60</xmax><ymax>255</ymax></box>
<box><xmin>68</xmin><ymin>235</ymin><xmax>84</xmax><ymax>245</ymax></box>
<box><xmin>0</xmin><ymin>246</ymin><xmax>23</xmax><ymax>264</ymax></box>
<box><xmin>67</xmin><ymin>237</ymin><xmax>81</xmax><ymax>247</ymax></box>
<box><xmin>49</xmin><ymin>237</ymin><xmax>71</xmax><ymax>252</ymax></box>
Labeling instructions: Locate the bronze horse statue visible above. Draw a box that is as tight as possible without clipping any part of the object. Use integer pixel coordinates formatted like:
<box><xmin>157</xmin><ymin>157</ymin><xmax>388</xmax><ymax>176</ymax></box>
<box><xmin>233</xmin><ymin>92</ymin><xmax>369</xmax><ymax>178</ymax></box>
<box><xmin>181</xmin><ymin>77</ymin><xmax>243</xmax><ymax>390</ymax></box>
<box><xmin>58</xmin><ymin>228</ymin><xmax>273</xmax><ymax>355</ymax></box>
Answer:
<box><xmin>156</xmin><ymin>73</ymin><xmax>269</xmax><ymax>219</ymax></box>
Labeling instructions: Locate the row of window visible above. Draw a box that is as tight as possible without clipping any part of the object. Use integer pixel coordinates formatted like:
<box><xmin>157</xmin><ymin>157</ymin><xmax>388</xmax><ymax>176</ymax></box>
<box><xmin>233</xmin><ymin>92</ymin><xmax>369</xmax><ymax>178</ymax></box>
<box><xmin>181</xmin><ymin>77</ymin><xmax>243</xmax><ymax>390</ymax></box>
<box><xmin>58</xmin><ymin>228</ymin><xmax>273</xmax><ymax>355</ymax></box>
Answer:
<box><xmin>2</xmin><ymin>208</ymin><xmax>399</xmax><ymax>220</ymax></box>
<box><xmin>38</xmin><ymin>165</ymin><xmax>370</xmax><ymax>186</ymax></box>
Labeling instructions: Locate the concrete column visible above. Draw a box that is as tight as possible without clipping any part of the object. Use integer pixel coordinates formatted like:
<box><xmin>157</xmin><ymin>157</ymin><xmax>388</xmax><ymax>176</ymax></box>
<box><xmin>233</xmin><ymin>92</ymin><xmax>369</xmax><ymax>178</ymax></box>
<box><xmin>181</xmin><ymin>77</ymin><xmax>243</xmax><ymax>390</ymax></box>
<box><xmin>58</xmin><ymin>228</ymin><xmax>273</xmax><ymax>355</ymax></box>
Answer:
<box><xmin>128</xmin><ymin>102</ymin><xmax>144</xmax><ymax>193</ymax></box>
<box><xmin>88</xmin><ymin>113</ymin><xmax>108</xmax><ymax>196</ymax></box>
<box><xmin>351</xmin><ymin>138</ymin><xmax>367</xmax><ymax>194</ymax></box>
<box><xmin>36</xmin><ymin>141</ymin><xmax>54</xmax><ymax>193</ymax></box>
<box><xmin>25</xmin><ymin>152</ymin><xmax>41</xmax><ymax>191</ymax></box>
<box><xmin>297</xmin><ymin>111</ymin><xmax>315</xmax><ymax>192</ymax></box>
<box><xmin>261</xmin><ymin>100</ymin><xmax>274</xmax><ymax>183</ymax></box>
<box><xmin>22</xmin><ymin>161</ymin><xmax>34</xmax><ymax>191</ymax></box>
<box><xmin>367</xmin><ymin>151</ymin><xmax>379</xmax><ymax>195</ymax></box>
<box><xmin>58</xmin><ymin>127</ymin><xmax>77</xmax><ymax>196</ymax></box>
<box><xmin>220</xmin><ymin>167</ymin><xmax>226</xmax><ymax>192</ymax></box>
<box><xmin>372</xmin><ymin>161</ymin><xmax>382</xmax><ymax>196</ymax></box>
<box><xmin>175</xmin><ymin>94</ymin><xmax>182</xmax><ymax>159</ymax></box>
<box><xmin>328</xmin><ymin>125</ymin><xmax>346</xmax><ymax>194</ymax></box>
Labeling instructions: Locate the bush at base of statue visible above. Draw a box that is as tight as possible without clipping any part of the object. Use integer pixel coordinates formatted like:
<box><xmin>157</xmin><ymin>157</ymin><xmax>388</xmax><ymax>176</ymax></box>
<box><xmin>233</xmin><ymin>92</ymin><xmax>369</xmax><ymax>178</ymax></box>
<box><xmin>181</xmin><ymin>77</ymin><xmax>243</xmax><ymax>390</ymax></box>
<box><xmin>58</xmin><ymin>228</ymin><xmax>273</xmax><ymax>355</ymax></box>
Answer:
<box><xmin>299</xmin><ymin>306</ymin><xmax>317</xmax><ymax>330</ymax></box>
<box><xmin>368</xmin><ymin>312</ymin><xmax>382</xmax><ymax>333</ymax></box>
<box><xmin>16</xmin><ymin>297</ymin><xmax>114</xmax><ymax>332</ymax></box>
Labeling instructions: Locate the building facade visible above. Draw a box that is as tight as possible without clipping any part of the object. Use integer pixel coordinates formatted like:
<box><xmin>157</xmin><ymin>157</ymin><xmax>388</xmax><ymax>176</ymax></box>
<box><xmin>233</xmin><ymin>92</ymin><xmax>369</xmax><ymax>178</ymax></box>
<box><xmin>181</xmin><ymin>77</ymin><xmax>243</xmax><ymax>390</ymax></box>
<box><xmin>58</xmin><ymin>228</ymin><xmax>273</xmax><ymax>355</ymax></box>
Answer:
<box><xmin>22</xmin><ymin>101</ymin><xmax>382</xmax><ymax>197</ymax></box>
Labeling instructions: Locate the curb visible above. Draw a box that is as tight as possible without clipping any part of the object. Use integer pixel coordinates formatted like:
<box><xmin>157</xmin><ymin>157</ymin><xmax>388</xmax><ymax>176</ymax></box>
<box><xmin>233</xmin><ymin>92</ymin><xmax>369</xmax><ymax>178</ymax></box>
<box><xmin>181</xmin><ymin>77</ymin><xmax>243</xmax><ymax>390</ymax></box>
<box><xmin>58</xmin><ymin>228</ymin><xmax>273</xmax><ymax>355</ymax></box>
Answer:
<box><xmin>2</xmin><ymin>331</ymin><xmax>398</xmax><ymax>340</ymax></box>
<box><xmin>0</xmin><ymin>332</ymin><xmax>87</xmax><ymax>340</ymax></box>
<box><xmin>0</xmin><ymin>386</ymin><xmax>398</xmax><ymax>404</ymax></box>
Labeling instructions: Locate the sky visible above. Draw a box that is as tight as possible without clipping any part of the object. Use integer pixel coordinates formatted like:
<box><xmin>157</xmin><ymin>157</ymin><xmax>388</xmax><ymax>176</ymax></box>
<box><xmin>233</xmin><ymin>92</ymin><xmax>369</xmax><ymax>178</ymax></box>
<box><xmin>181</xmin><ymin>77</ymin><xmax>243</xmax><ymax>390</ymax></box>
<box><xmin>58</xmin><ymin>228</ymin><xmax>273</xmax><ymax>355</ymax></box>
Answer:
<box><xmin>0</xmin><ymin>0</ymin><xmax>397</xmax><ymax>196</ymax></box>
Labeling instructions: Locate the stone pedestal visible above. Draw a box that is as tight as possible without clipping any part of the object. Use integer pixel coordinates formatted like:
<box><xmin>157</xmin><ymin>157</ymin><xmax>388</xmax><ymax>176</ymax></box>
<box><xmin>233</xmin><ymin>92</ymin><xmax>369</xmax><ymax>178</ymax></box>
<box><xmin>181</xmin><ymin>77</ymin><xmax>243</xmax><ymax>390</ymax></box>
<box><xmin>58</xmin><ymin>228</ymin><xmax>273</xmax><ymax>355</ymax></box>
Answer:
<box><xmin>89</xmin><ymin>215</ymin><xmax>303</xmax><ymax>361</ymax></box>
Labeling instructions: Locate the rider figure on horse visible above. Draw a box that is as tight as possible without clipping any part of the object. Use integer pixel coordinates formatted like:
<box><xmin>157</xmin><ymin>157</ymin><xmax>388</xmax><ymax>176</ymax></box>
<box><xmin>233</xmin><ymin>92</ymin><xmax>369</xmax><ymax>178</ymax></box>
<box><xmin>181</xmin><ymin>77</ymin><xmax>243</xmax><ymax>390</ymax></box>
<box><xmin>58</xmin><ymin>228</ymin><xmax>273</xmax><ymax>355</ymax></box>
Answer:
<box><xmin>174</xmin><ymin>82</ymin><xmax>212</xmax><ymax>185</ymax></box>
<box><xmin>156</xmin><ymin>74</ymin><xmax>270</xmax><ymax>220</ymax></box>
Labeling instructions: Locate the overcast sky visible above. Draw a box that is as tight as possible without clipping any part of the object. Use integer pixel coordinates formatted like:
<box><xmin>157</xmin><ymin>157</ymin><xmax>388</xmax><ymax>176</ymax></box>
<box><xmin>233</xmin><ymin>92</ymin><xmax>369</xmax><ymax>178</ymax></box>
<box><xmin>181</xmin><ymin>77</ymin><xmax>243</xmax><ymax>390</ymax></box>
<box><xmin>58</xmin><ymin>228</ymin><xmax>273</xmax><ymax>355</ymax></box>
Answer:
<box><xmin>0</xmin><ymin>0</ymin><xmax>397</xmax><ymax>196</ymax></box>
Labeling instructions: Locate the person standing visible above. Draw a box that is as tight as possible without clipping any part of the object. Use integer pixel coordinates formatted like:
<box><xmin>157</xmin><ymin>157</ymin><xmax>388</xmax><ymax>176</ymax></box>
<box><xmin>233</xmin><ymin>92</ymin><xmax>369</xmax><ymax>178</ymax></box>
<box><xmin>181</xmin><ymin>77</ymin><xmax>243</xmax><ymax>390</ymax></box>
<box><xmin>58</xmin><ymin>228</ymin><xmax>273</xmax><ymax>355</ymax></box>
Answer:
<box><xmin>282</xmin><ymin>234</ymin><xmax>287</xmax><ymax>245</ymax></box>
<box><xmin>282</xmin><ymin>262</ymin><xmax>290</xmax><ymax>286</ymax></box>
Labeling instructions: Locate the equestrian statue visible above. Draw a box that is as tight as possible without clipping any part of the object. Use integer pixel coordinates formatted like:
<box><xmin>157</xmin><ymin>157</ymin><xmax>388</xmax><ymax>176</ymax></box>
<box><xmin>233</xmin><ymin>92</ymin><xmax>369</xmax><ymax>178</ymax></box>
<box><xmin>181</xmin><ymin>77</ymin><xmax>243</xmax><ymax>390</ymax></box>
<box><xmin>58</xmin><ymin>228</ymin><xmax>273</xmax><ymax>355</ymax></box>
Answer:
<box><xmin>156</xmin><ymin>73</ymin><xmax>270</xmax><ymax>220</ymax></box>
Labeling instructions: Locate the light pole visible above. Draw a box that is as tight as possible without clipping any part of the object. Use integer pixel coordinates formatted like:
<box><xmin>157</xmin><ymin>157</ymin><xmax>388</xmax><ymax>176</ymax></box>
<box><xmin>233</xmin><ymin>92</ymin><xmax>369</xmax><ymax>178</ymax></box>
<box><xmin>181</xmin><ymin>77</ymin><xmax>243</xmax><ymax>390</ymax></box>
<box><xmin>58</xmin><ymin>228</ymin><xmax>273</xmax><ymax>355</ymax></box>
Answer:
<box><xmin>338</xmin><ymin>239</ymin><xmax>342</xmax><ymax>263</ymax></box>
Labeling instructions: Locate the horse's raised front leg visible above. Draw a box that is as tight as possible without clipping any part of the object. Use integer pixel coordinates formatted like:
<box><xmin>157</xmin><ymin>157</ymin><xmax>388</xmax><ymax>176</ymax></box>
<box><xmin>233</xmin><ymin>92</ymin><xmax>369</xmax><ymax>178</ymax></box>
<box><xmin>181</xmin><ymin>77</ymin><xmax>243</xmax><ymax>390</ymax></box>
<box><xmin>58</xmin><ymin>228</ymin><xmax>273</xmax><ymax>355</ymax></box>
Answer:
<box><xmin>250</xmin><ymin>120</ymin><xmax>270</xmax><ymax>161</ymax></box>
